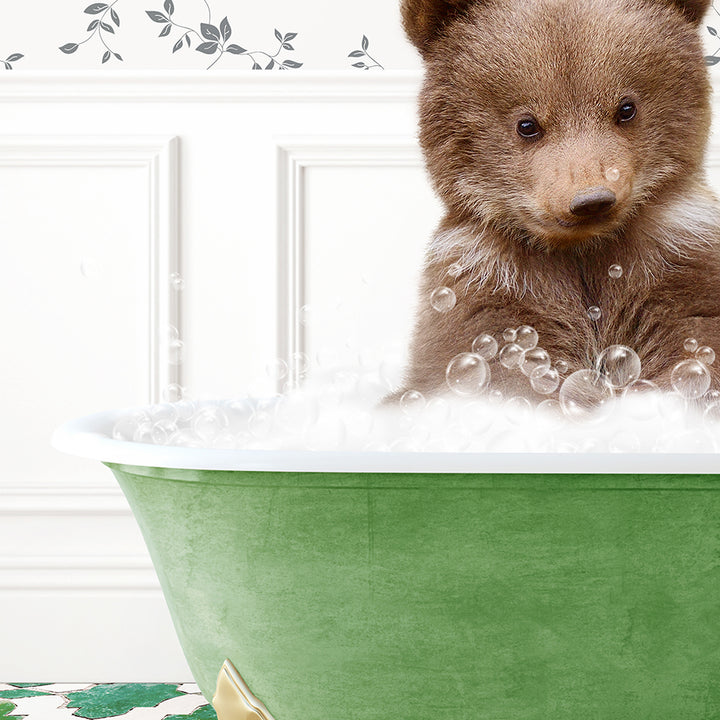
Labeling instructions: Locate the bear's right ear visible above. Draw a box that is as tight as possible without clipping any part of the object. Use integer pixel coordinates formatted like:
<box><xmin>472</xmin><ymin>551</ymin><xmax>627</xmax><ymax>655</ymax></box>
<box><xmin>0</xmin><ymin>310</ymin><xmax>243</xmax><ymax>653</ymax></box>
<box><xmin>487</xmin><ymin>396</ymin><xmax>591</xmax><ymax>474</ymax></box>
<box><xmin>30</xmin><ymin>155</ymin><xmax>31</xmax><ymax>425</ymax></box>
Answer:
<box><xmin>401</xmin><ymin>0</ymin><xmax>477</xmax><ymax>56</ymax></box>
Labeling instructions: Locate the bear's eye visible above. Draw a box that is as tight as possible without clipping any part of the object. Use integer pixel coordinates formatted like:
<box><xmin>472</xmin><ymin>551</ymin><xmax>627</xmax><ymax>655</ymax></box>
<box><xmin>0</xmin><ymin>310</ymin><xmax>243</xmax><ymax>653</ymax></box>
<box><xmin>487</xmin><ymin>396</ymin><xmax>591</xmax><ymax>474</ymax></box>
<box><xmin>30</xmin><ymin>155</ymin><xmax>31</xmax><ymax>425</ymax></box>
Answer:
<box><xmin>616</xmin><ymin>99</ymin><xmax>637</xmax><ymax>123</ymax></box>
<box><xmin>516</xmin><ymin>117</ymin><xmax>542</xmax><ymax>139</ymax></box>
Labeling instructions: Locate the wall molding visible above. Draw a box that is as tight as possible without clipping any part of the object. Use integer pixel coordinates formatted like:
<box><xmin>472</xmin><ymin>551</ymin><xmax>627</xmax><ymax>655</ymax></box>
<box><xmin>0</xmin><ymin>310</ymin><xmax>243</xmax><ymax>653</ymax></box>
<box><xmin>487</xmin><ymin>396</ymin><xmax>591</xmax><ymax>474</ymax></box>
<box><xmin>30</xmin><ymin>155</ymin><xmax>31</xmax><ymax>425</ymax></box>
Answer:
<box><xmin>0</xmin><ymin>135</ymin><xmax>180</xmax><ymax>404</ymax></box>
<box><xmin>276</xmin><ymin>137</ymin><xmax>423</xmax><ymax>386</ymax></box>
<box><xmin>0</xmin><ymin>70</ymin><xmax>423</xmax><ymax>103</ymax></box>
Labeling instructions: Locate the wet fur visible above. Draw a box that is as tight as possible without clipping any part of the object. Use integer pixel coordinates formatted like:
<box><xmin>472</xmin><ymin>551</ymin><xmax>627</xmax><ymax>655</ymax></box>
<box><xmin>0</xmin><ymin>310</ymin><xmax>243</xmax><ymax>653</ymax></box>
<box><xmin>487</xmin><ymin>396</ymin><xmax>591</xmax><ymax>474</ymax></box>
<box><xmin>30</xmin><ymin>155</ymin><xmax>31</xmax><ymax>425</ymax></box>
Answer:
<box><xmin>397</xmin><ymin>0</ymin><xmax>720</xmax><ymax>398</ymax></box>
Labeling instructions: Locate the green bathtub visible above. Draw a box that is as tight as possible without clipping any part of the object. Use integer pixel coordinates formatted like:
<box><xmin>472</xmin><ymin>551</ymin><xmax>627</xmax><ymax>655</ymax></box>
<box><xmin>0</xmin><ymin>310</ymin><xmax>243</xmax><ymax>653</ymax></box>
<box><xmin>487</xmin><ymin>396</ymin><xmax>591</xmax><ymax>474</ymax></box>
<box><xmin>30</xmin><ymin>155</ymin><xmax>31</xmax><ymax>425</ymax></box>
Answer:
<box><xmin>55</xmin><ymin>410</ymin><xmax>720</xmax><ymax>719</ymax></box>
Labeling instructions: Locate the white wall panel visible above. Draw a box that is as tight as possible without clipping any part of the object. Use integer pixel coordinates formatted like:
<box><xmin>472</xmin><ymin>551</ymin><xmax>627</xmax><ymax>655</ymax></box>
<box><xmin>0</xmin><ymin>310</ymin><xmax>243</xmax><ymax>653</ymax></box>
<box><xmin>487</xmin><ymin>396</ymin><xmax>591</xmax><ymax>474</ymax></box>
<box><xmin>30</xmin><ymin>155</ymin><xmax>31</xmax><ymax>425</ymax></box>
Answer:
<box><xmin>1</xmin><ymin>73</ymin><xmax>720</xmax><ymax>682</ymax></box>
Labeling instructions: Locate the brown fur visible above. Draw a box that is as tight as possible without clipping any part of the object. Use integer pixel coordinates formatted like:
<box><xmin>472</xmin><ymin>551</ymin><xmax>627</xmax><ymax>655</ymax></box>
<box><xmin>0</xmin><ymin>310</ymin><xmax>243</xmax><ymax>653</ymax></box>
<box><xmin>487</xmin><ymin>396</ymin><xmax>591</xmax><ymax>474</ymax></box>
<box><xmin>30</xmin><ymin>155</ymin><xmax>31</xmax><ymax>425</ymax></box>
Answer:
<box><xmin>396</xmin><ymin>0</ymin><xmax>720</xmax><ymax>399</ymax></box>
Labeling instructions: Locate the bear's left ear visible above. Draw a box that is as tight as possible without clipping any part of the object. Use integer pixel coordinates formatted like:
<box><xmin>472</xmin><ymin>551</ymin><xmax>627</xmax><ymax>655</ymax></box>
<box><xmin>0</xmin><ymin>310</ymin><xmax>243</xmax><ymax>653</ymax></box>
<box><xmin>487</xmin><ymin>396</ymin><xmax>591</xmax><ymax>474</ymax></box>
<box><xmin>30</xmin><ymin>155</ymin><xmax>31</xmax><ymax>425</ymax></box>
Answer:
<box><xmin>664</xmin><ymin>0</ymin><xmax>711</xmax><ymax>24</ymax></box>
<box><xmin>401</xmin><ymin>0</ymin><xmax>477</xmax><ymax>57</ymax></box>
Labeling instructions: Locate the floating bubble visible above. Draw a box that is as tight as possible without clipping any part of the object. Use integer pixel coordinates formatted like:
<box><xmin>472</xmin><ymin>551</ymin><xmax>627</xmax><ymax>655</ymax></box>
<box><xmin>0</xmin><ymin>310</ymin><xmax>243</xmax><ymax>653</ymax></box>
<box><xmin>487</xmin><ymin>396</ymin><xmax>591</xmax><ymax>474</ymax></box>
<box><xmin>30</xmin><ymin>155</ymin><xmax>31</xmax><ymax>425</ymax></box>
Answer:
<box><xmin>696</xmin><ymin>346</ymin><xmax>716</xmax><ymax>366</ymax></box>
<box><xmin>502</xmin><ymin>328</ymin><xmax>517</xmax><ymax>343</ymax></box>
<box><xmin>531</xmin><ymin>366</ymin><xmax>560</xmax><ymax>394</ymax></box>
<box><xmin>671</xmin><ymin>359</ymin><xmax>711</xmax><ymax>399</ymax></box>
<box><xmin>112</xmin><ymin>410</ymin><xmax>149</xmax><ymax>441</ymax></box>
<box><xmin>605</xmin><ymin>167</ymin><xmax>620</xmax><ymax>183</ymax></box>
<box><xmin>80</xmin><ymin>257</ymin><xmax>100</xmax><ymax>279</ymax></box>
<box><xmin>554</xmin><ymin>359</ymin><xmax>569</xmax><ymax>375</ymax></box>
<box><xmin>132</xmin><ymin>420</ymin><xmax>155</xmax><ymax>444</ymax></box>
<box><xmin>173</xmin><ymin>399</ymin><xmax>196</xmax><ymax>422</ymax></box>
<box><xmin>595</xmin><ymin>345</ymin><xmax>641</xmax><ymax>388</ymax></box>
<box><xmin>447</xmin><ymin>262</ymin><xmax>464</xmax><ymax>277</ymax></box>
<box><xmin>536</xmin><ymin>398</ymin><xmax>563</xmax><ymax>419</ymax></box>
<box><xmin>471</xmin><ymin>333</ymin><xmax>498</xmax><ymax>360</ymax></box>
<box><xmin>683</xmin><ymin>337</ymin><xmax>699</xmax><ymax>353</ymax></box>
<box><xmin>170</xmin><ymin>272</ymin><xmax>185</xmax><ymax>291</ymax></box>
<box><xmin>430</xmin><ymin>286</ymin><xmax>456</xmax><ymax>312</ymax></box>
<box><xmin>558</xmin><ymin>369</ymin><xmax>614</xmax><ymax>421</ymax></box>
<box><xmin>608</xmin><ymin>264</ymin><xmax>623</xmax><ymax>279</ymax></box>
<box><xmin>706</xmin><ymin>389</ymin><xmax>720</xmax><ymax>403</ymax></box>
<box><xmin>498</xmin><ymin>342</ymin><xmax>524</xmax><ymax>370</ymax></box>
<box><xmin>266</xmin><ymin>358</ymin><xmax>289</xmax><ymax>382</ymax></box>
<box><xmin>587</xmin><ymin>306</ymin><xmax>602</xmax><ymax>321</ymax></box>
<box><xmin>704</xmin><ymin>402</ymin><xmax>720</xmax><ymax>423</ymax></box>
<box><xmin>168</xmin><ymin>339</ymin><xmax>184</xmax><ymax>366</ymax></box>
<box><xmin>162</xmin><ymin>383</ymin><xmax>185</xmax><ymax>403</ymax></box>
<box><xmin>192</xmin><ymin>406</ymin><xmax>229</xmax><ymax>441</ymax></box>
<box><xmin>521</xmin><ymin>347</ymin><xmax>551</xmax><ymax>378</ymax></box>
<box><xmin>621</xmin><ymin>379</ymin><xmax>661</xmax><ymax>420</ymax></box>
<box><xmin>515</xmin><ymin>325</ymin><xmax>539</xmax><ymax>351</ymax></box>
<box><xmin>400</xmin><ymin>390</ymin><xmax>426</xmax><ymax>415</ymax></box>
<box><xmin>446</xmin><ymin>353</ymin><xmax>490</xmax><ymax>396</ymax></box>
<box><xmin>167</xmin><ymin>324</ymin><xmax>180</xmax><ymax>343</ymax></box>
<box><xmin>290</xmin><ymin>351</ymin><xmax>310</xmax><ymax>378</ymax></box>
<box><xmin>299</xmin><ymin>304</ymin><xmax>311</xmax><ymax>326</ymax></box>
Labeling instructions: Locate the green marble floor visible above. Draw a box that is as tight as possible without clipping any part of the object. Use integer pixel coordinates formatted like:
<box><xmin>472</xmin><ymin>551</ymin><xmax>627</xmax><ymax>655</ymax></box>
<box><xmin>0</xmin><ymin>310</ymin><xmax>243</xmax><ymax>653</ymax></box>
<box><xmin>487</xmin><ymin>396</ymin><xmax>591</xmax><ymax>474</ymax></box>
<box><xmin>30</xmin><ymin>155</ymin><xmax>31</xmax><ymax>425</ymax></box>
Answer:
<box><xmin>0</xmin><ymin>683</ymin><xmax>216</xmax><ymax>719</ymax></box>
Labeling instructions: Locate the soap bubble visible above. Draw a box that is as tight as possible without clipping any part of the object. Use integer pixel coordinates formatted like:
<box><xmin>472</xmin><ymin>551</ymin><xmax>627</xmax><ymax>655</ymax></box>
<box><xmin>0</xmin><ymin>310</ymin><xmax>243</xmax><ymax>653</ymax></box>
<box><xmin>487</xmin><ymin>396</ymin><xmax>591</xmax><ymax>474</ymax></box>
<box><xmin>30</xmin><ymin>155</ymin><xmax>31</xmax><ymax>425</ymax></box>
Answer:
<box><xmin>706</xmin><ymin>389</ymin><xmax>720</xmax><ymax>403</ymax></box>
<box><xmin>447</xmin><ymin>262</ymin><xmax>464</xmax><ymax>277</ymax></box>
<box><xmin>608</xmin><ymin>264</ymin><xmax>623</xmax><ymax>279</ymax></box>
<box><xmin>595</xmin><ymin>345</ymin><xmax>641</xmax><ymax>388</ymax></box>
<box><xmin>504</xmin><ymin>396</ymin><xmax>533</xmax><ymax>424</ymax></box>
<box><xmin>471</xmin><ymin>333</ymin><xmax>499</xmax><ymax>360</ymax></box>
<box><xmin>445</xmin><ymin>353</ymin><xmax>490</xmax><ymax>396</ymax></box>
<box><xmin>704</xmin><ymin>402</ymin><xmax>720</xmax><ymax>423</ymax></box>
<box><xmin>696</xmin><ymin>346</ymin><xmax>716</xmax><ymax>366</ymax></box>
<box><xmin>559</xmin><ymin>369</ymin><xmax>614</xmax><ymax>421</ymax></box>
<box><xmin>521</xmin><ymin>347</ymin><xmax>551</xmax><ymax>378</ymax></box>
<box><xmin>173</xmin><ymin>399</ymin><xmax>196</xmax><ymax>422</ymax></box>
<box><xmin>554</xmin><ymin>359</ymin><xmax>569</xmax><ymax>375</ymax></box>
<box><xmin>622</xmin><ymin>379</ymin><xmax>661</xmax><ymax>420</ymax></box>
<box><xmin>515</xmin><ymin>325</ymin><xmax>539</xmax><ymax>351</ymax></box>
<box><xmin>671</xmin><ymin>359</ymin><xmax>711</xmax><ymax>399</ymax></box>
<box><xmin>248</xmin><ymin>410</ymin><xmax>274</xmax><ymax>439</ymax></box>
<box><xmin>536</xmin><ymin>398</ymin><xmax>563</xmax><ymax>419</ymax></box>
<box><xmin>162</xmin><ymin>383</ymin><xmax>185</xmax><ymax>403</ymax></box>
<box><xmin>192</xmin><ymin>406</ymin><xmax>230</xmax><ymax>441</ymax></box>
<box><xmin>112</xmin><ymin>410</ymin><xmax>149</xmax><ymax>441</ymax></box>
<box><xmin>605</xmin><ymin>167</ymin><xmax>620</xmax><ymax>182</ymax></box>
<box><xmin>299</xmin><ymin>304</ymin><xmax>311</xmax><ymax>326</ymax></box>
<box><xmin>266</xmin><ymin>358</ymin><xmax>289</xmax><ymax>382</ymax></box>
<box><xmin>587</xmin><ymin>306</ymin><xmax>602</xmax><ymax>321</ymax></box>
<box><xmin>80</xmin><ymin>257</ymin><xmax>101</xmax><ymax>279</ymax></box>
<box><xmin>290</xmin><ymin>352</ymin><xmax>310</xmax><ymax>378</ymax></box>
<box><xmin>400</xmin><ymin>390</ymin><xmax>426</xmax><ymax>415</ymax></box>
<box><xmin>683</xmin><ymin>337</ymin><xmax>699</xmax><ymax>353</ymax></box>
<box><xmin>531</xmin><ymin>366</ymin><xmax>560</xmax><ymax>394</ymax></box>
<box><xmin>502</xmin><ymin>328</ymin><xmax>517</xmax><ymax>342</ymax></box>
<box><xmin>430</xmin><ymin>286</ymin><xmax>456</xmax><ymax>312</ymax></box>
<box><xmin>169</xmin><ymin>272</ymin><xmax>185</xmax><ymax>291</ymax></box>
<box><xmin>133</xmin><ymin>420</ymin><xmax>155</xmax><ymax>444</ymax></box>
<box><xmin>168</xmin><ymin>339</ymin><xmax>184</xmax><ymax>366</ymax></box>
<box><xmin>275</xmin><ymin>393</ymin><xmax>319</xmax><ymax>432</ymax></box>
<box><xmin>498</xmin><ymin>343</ymin><xmax>524</xmax><ymax>370</ymax></box>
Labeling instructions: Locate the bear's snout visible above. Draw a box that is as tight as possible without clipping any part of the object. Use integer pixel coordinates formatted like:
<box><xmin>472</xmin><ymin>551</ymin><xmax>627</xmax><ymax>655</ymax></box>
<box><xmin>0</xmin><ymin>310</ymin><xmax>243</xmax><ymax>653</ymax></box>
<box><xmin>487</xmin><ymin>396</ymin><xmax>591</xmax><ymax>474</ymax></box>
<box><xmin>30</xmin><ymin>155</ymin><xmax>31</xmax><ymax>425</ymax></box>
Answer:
<box><xmin>569</xmin><ymin>187</ymin><xmax>617</xmax><ymax>217</ymax></box>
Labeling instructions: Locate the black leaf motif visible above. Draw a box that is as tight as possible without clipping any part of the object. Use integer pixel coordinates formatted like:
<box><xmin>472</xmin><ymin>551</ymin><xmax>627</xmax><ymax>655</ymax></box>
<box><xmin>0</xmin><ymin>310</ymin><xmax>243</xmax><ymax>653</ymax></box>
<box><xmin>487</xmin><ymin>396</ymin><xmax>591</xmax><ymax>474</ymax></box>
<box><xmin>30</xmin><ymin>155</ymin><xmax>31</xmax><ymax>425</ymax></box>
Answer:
<box><xmin>111</xmin><ymin>8</ymin><xmax>120</xmax><ymax>26</ymax></box>
<box><xmin>172</xmin><ymin>37</ymin><xmax>183</xmax><ymax>53</ymax></box>
<box><xmin>185</xmin><ymin>34</ymin><xmax>190</xmax><ymax>46</ymax></box>
<box><xmin>6</xmin><ymin>53</ymin><xmax>23</xmax><ymax>62</ymax></box>
<box><xmin>266</xmin><ymin>58</ymin><xmax>275</xmax><ymax>69</ymax></box>
<box><xmin>282</xmin><ymin>42</ymin><xmax>293</xmax><ymax>51</ymax></box>
<box><xmin>284</xmin><ymin>32</ymin><xmax>297</xmax><ymax>41</ymax></box>
<box><xmin>362</xmin><ymin>35</ymin><xmax>369</xmax><ymax>51</ymax></box>
<box><xmin>201</xmin><ymin>23</ymin><xmax>221</xmax><ymax>41</ymax></box>
<box><xmin>220</xmin><ymin>17</ymin><xmax>231</xmax><ymax>42</ymax></box>
<box><xmin>226</xmin><ymin>44</ymin><xmax>245</xmax><ymax>54</ymax></box>
<box><xmin>252</xmin><ymin>62</ymin><xmax>262</xmax><ymax>69</ymax></box>
<box><xmin>196</xmin><ymin>41</ymin><xmax>218</xmax><ymax>54</ymax></box>
<box><xmin>84</xmin><ymin>3</ymin><xmax>108</xmax><ymax>14</ymax></box>
<box><xmin>705</xmin><ymin>55</ymin><xmax>720</xmax><ymax>65</ymax></box>
<box><xmin>102</xmin><ymin>50</ymin><xmax>111</xmax><ymax>63</ymax></box>
<box><xmin>87</xmin><ymin>19</ymin><xmax>99</xmax><ymax>30</ymax></box>
<box><xmin>274</xmin><ymin>28</ymin><xmax>282</xmax><ymax>41</ymax></box>
<box><xmin>59</xmin><ymin>42</ymin><xmax>79</xmax><ymax>54</ymax></box>
<box><xmin>709</xmin><ymin>25</ymin><xmax>718</xmax><ymax>36</ymax></box>
<box><xmin>101</xmin><ymin>21</ymin><xmax>114</xmax><ymax>33</ymax></box>
<box><xmin>164</xmin><ymin>0</ymin><xmax>174</xmax><ymax>15</ymax></box>
<box><xmin>146</xmin><ymin>11</ymin><xmax>168</xmax><ymax>23</ymax></box>
<box><xmin>282</xmin><ymin>59</ymin><xmax>302</xmax><ymax>68</ymax></box>
<box><xmin>159</xmin><ymin>24</ymin><xmax>172</xmax><ymax>37</ymax></box>
<box><xmin>348</xmin><ymin>50</ymin><xmax>363</xmax><ymax>57</ymax></box>
<box><xmin>3</xmin><ymin>61</ymin><xmax>11</xmax><ymax>69</ymax></box>
<box><xmin>352</xmin><ymin>61</ymin><xmax>366</xmax><ymax>68</ymax></box>
<box><xmin>114</xmin><ymin>52</ymin><xmax>122</xmax><ymax>60</ymax></box>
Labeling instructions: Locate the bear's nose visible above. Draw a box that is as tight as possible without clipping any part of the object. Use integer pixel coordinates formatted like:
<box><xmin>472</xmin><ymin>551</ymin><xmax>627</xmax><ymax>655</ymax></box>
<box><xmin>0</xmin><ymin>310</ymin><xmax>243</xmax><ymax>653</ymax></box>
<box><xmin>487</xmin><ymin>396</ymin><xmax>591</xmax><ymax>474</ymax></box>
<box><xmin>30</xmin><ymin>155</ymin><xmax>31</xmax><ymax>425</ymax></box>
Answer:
<box><xmin>569</xmin><ymin>187</ymin><xmax>617</xmax><ymax>217</ymax></box>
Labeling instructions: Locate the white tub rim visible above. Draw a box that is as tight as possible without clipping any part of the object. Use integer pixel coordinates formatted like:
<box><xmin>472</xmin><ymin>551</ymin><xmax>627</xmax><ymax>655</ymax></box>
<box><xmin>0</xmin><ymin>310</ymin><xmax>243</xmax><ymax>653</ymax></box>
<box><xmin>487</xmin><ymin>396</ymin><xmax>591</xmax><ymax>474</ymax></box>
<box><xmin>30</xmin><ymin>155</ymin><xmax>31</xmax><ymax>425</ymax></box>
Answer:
<box><xmin>51</xmin><ymin>406</ymin><xmax>720</xmax><ymax>474</ymax></box>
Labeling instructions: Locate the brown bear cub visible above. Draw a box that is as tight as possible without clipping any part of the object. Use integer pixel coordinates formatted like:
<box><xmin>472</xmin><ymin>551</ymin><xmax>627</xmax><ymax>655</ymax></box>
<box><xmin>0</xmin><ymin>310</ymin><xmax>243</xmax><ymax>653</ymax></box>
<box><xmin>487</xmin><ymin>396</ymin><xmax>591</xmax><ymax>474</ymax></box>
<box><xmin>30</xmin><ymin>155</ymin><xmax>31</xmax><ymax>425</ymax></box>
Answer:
<box><xmin>398</xmin><ymin>0</ymin><xmax>720</xmax><ymax>400</ymax></box>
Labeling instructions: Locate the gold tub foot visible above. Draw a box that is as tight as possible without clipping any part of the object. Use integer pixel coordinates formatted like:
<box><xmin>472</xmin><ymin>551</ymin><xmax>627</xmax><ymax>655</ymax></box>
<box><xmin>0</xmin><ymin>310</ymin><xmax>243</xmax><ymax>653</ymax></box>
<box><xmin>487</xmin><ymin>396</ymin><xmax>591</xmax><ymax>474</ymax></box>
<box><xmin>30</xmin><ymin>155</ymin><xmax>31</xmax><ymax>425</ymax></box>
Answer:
<box><xmin>212</xmin><ymin>659</ymin><xmax>276</xmax><ymax>720</ymax></box>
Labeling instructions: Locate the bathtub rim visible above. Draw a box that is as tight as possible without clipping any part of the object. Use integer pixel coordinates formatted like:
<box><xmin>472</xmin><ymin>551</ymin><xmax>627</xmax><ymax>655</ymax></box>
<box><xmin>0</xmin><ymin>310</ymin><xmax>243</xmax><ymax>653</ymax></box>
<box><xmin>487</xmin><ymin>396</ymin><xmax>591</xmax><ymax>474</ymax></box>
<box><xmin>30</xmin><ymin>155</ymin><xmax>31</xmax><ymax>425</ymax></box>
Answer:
<box><xmin>52</xmin><ymin>406</ymin><xmax>720</xmax><ymax>474</ymax></box>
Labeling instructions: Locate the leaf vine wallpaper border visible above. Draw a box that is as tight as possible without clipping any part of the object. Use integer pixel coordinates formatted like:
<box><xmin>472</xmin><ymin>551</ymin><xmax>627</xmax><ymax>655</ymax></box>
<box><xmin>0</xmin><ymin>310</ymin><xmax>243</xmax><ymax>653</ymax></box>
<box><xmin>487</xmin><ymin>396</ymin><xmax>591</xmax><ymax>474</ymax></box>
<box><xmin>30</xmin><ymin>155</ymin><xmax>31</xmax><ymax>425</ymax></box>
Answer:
<box><xmin>1</xmin><ymin>1</ymin><xmax>720</xmax><ymax>72</ymax></box>
<box><xmin>0</xmin><ymin>0</ymin><xmax>401</xmax><ymax>70</ymax></box>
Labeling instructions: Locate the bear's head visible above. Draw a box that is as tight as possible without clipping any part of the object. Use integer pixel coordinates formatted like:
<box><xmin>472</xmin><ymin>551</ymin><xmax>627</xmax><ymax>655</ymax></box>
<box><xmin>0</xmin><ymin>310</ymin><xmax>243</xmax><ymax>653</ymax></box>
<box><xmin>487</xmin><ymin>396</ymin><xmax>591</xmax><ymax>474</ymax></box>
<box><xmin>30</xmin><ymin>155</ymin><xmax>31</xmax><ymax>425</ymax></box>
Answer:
<box><xmin>402</xmin><ymin>0</ymin><xmax>712</xmax><ymax>250</ymax></box>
